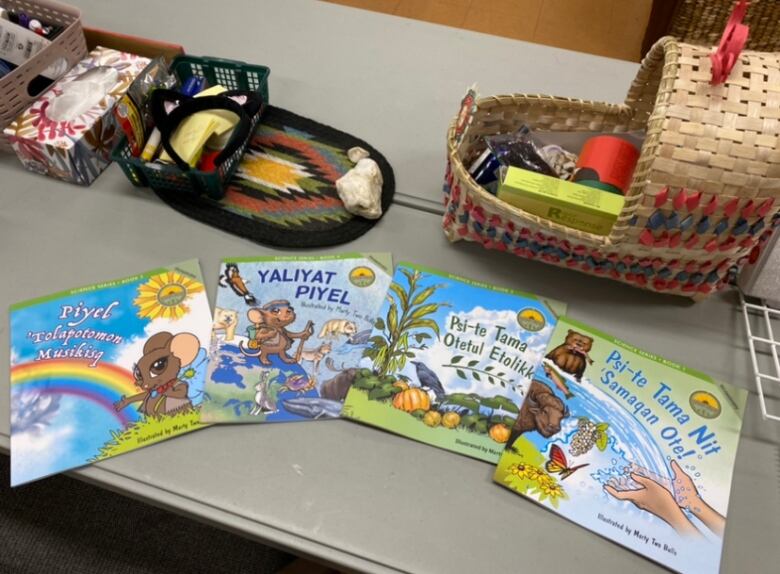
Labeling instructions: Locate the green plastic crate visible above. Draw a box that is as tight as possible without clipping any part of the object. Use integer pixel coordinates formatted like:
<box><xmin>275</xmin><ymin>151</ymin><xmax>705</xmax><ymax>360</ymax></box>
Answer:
<box><xmin>111</xmin><ymin>55</ymin><xmax>270</xmax><ymax>200</ymax></box>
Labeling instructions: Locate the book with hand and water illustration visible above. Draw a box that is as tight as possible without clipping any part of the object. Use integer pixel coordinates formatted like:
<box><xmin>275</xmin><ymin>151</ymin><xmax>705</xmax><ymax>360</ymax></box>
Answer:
<box><xmin>341</xmin><ymin>262</ymin><xmax>566</xmax><ymax>463</ymax></box>
<box><xmin>494</xmin><ymin>317</ymin><xmax>747</xmax><ymax>574</ymax></box>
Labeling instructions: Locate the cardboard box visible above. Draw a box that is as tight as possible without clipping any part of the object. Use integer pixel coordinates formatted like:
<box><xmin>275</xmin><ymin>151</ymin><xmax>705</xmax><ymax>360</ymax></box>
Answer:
<box><xmin>83</xmin><ymin>27</ymin><xmax>184</xmax><ymax>65</ymax></box>
<box><xmin>498</xmin><ymin>167</ymin><xmax>625</xmax><ymax>236</ymax></box>
<box><xmin>4</xmin><ymin>47</ymin><xmax>150</xmax><ymax>185</ymax></box>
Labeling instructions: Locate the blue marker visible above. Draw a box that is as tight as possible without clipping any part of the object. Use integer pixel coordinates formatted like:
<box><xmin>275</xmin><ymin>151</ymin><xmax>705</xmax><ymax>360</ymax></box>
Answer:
<box><xmin>180</xmin><ymin>75</ymin><xmax>206</xmax><ymax>97</ymax></box>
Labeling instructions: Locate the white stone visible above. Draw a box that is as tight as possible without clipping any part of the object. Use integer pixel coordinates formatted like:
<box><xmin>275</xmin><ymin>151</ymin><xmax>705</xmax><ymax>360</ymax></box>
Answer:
<box><xmin>347</xmin><ymin>146</ymin><xmax>370</xmax><ymax>163</ymax></box>
<box><xmin>336</xmin><ymin>151</ymin><xmax>383</xmax><ymax>220</ymax></box>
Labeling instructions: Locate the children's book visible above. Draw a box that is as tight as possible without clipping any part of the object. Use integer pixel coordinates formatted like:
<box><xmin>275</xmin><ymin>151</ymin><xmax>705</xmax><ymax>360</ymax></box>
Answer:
<box><xmin>494</xmin><ymin>317</ymin><xmax>747</xmax><ymax>574</ymax></box>
<box><xmin>9</xmin><ymin>260</ymin><xmax>212</xmax><ymax>486</ymax></box>
<box><xmin>201</xmin><ymin>253</ymin><xmax>393</xmax><ymax>423</ymax></box>
<box><xmin>341</xmin><ymin>262</ymin><xmax>566</xmax><ymax>463</ymax></box>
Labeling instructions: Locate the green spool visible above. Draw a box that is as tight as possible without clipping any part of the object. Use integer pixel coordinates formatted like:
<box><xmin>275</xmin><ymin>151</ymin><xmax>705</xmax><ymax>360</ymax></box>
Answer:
<box><xmin>576</xmin><ymin>179</ymin><xmax>624</xmax><ymax>196</ymax></box>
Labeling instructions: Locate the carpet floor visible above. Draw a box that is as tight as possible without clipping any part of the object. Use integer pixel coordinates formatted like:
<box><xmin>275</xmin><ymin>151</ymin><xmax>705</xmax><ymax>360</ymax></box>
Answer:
<box><xmin>0</xmin><ymin>455</ymin><xmax>295</xmax><ymax>574</ymax></box>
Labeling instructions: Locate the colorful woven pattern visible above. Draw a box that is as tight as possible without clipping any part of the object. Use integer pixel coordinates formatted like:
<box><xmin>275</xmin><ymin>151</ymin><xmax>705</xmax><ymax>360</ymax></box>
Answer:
<box><xmin>153</xmin><ymin>106</ymin><xmax>394</xmax><ymax>247</ymax></box>
<box><xmin>443</xmin><ymin>170</ymin><xmax>780</xmax><ymax>296</ymax></box>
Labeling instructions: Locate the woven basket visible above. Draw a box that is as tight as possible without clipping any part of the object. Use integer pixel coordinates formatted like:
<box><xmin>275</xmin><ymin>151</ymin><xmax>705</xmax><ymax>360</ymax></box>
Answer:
<box><xmin>669</xmin><ymin>0</ymin><xmax>780</xmax><ymax>52</ymax></box>
<box><xmin>0</xmin><ymin>0</ymin><xmax>87</xmax><ymax>152</ymax></box>
<box><xmin>443</xmin><ymin>36</ymin><xmax>780</xmax><ymax>299</ymax></box>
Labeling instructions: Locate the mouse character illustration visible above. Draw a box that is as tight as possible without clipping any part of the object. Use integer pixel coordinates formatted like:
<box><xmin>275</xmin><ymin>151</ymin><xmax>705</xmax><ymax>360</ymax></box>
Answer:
<box><xmin>114</xmin><ymin>332</ymin><xmax>201</xmax><ymax>417</ymax></box>
<box><xmin>219</xmin><ymin>263</ymin><xmax>256</xmax><ymax>305</ymax></box>
<box><xmin>239</xmin><ymin>300</ymin><xmax>314</xmax><ymax>366</ymax></box>
<box><xmin>545</xmin><ymin>330</ymin><xmax>594</xmax><ymax>382</ymax></box>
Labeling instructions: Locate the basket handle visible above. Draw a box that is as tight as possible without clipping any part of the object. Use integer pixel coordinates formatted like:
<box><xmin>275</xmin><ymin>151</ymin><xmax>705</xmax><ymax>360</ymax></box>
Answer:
<box><xmin>624</xmin><ymin>37</ymin><xmax>679</xmax><ymax>122</ymax></box>
<box><xmin>150</xmin><ymin>89</ymin><xmax>262</xmax><ymax>172</ymax></box>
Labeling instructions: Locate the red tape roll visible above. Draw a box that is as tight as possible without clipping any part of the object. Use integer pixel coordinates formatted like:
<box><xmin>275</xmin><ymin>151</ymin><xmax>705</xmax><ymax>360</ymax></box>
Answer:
<box><xmin>574</xmin><ymin>135</ymin><xmax>639</xmax><ymax>195</ymax></box>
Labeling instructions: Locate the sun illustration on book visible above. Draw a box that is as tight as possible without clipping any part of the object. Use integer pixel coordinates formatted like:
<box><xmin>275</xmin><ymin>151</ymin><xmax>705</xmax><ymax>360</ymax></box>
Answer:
<box><xmin>134</xmin><ymin>271</ymin><xmax>204</xmax><ymax>320</ymax></box>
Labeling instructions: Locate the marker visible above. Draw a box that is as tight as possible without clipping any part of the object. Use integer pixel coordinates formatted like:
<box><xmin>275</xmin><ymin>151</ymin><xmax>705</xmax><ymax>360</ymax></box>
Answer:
<box><xmin>181</xmin><ymin>76</ymin><xmax>206</xmax><ymax>97</ymax></box>
<box><xmin>140</xmin><ymin>128</ymin><xmax>161</xmax><ymax>161</ymax></box>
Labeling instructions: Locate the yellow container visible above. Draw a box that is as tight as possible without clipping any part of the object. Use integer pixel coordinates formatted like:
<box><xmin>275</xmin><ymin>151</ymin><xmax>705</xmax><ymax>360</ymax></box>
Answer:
<box><xmin>498</xmin><ymin>167</ymin><xmax>625</xmax><ymax>236</ymax></box>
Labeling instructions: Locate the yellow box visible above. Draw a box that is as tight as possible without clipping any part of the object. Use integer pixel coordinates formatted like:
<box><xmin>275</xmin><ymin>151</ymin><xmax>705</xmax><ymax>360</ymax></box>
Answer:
<box><xmin>498</xmin><ymin>167</ymin><xmax>625</xmax><ymax>236</ymax></box>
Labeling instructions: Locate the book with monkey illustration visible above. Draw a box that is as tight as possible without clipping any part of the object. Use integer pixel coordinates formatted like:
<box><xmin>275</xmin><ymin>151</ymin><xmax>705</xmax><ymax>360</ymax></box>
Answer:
<box><xmin>494</xmin><ymin>317</ymin><xmax>747</xmax><ymax>574</ymax></box>
<box><xmin>9</xmin><ymin>260</ymin><xmax>212</xmax><ymax>486</ymax></box>
<box><xmin>341</xmin><ymin>262</ymin><xmax>566</xmax><ymax>463</ymax></box>
<box><xmin>201</xmin><ymin>253</ymin><xmax>393</xmax><ymax>423</ymax></box>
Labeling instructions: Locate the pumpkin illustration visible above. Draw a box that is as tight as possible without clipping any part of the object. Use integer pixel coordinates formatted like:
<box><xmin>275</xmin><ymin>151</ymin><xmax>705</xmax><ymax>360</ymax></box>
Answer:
<box><xmin>393</xmin><ymin>381</ymin><xmax>410</xmax><ymax>391</ymax></box>
<box><xmin>441</xmin><ymin>412</ymin><xmax>461</xmax><ymax>429</ymax></box>
<box><xmin>489</xmin><ymin>423</ymin><xmax>511</xmax><ymax>443</ymax></box>
<box><xmin>423</xmin><ymin>411</ymin><xmax>442</xmax><ymax>427</ymax></box>
<box><xmin>392</xmin><ymin>388</ymin><xmax>431</xmax><ymax>412</ymax></box>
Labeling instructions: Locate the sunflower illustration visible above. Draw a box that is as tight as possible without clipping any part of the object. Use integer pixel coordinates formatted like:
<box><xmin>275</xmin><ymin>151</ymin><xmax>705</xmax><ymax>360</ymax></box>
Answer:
<box><xmin>509</xmin><ymin>463</ymin><xmax>530</xmax><ymax>478</ymax></box>
<box><xmin>134</xmin><ymin>271</ymin><xmax>204</xmax><ymax>320</ymax></box>
<box><xmin>538</xmin><ymin>480</ymin><xmax>565</xmax><ymax>499</ymax></box>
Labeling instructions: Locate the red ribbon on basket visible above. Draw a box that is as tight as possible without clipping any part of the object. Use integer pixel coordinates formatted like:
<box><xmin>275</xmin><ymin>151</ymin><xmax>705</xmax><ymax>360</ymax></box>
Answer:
<box><xmin>710</xmin><ymin>0</ymin><xmax>749</xmax><ymax>85</ymax></box>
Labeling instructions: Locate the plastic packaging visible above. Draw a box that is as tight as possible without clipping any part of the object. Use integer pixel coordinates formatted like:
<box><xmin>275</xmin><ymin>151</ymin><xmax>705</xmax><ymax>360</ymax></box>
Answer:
<box><xmin>485</xmin><ymin>127</ymin><xmax>558</xmax><ymax>178</ymax></box>
<box><xmin>113</xmin><ymin>57</ymin><xmax>175</xmax><ymax>156</ymax></box>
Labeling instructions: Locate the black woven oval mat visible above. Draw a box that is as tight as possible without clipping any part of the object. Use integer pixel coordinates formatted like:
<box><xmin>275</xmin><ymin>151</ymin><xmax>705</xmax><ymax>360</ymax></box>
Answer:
<box><xmin>152</xmin><ymin>106</ymin><xmax>394</xmax><ymax>248</ymax></box>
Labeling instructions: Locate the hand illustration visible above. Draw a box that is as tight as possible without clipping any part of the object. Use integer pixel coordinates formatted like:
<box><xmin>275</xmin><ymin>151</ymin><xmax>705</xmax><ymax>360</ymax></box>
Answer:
<box><xmin>670</xmin><ymin>460</ymin><xmax>725</xmax><ymax>537</ymax></box>
<box><xmin>605</xmin><ymin>472</ymin><xmax>701</xmax><ymax>537</ymax></box>
<box><xmin>670</xmin><ymin>460</ymin><xmax>699</xmax><ymax>508</ymax></box>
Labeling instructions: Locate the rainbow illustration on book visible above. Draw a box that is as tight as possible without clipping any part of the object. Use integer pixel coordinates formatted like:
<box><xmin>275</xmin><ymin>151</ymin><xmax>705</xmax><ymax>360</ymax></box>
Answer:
<box><xmin>11</xmin><ymin>360</ymin><xmax>141</xmax><ymax>428</ymax></box>
<box><xmin>9</xmin><ymin>260</ymin><xmax>212</xmax><ymax>486</ymax></box>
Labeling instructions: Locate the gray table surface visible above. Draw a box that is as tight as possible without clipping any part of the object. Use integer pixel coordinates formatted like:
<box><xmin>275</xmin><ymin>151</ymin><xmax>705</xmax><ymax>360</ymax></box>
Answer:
<box><xmin>2</xmin><ymin>1</ymin><xmax>779</xmax><ymax>573</ymax></box>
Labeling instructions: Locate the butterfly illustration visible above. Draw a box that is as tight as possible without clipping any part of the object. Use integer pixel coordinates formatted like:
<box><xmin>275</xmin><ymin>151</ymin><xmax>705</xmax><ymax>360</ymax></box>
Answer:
<box><xmin>545</xmin><ymin>444</ymin><xmax>589</xmax><ymax>481</ymax></box>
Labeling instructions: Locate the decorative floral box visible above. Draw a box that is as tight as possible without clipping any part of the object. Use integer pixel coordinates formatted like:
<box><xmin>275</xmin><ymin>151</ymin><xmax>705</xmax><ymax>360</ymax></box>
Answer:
<box><xmin>4</xmin><ymin>47</ymin><xmax>150</xmax><ymax>185</ymax></box>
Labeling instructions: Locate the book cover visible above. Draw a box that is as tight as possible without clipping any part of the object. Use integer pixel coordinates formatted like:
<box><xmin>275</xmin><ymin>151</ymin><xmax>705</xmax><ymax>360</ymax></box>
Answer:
<box><xmin>341</xmin><ymin>262</ymin><xmax>565</xmax><ymax>463</ymax></box>
<box><xmin>201</xmin><ymin>253</ymin><xmax>392</xmax><ymax>423</ymax></box>
<box><xmin>9</xmin><ymin>260</ymin><xmax>212</xmax><ymax>486</ymax></box>
<box><xmin>494</xmin><ymin>317</ymin><xmax>747</xmax><ymax>574</ymax></box>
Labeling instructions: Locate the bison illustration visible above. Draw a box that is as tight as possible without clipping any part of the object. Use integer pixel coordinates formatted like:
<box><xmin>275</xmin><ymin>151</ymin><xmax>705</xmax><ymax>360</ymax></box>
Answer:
<box><xmin>507</xmin><ymin>379</ymin><xmax>569</xmax><ymax>449</ymax></box>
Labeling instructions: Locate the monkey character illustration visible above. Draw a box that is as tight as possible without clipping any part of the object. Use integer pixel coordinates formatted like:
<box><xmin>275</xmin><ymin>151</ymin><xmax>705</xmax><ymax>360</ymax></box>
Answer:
<box><xmin>218</xmin><ymin>263</ymin><xmax>256</xmax><ymax>305</ymax></box>
<box><xmin>239</xmin><ymin>300</ymin><xmax>314</xmax><ymax>366</ymax></box>
<box><xmin>545</xmin><ymin>330</ymin><xmax>594</xmax><ymax>382</ymax></box>
<box><xmin>114</xmin><ymin>332</ymin><xmax>201</xmax><ymax>417</ymax></box>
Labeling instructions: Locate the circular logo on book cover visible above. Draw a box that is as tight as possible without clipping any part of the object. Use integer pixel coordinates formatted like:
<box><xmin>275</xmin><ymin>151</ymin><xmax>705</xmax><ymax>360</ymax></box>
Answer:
<box><xmin>349</xmin><ymin>266</ymin><xmax>376</xmax><ymax>287</ymax></box>
<box><xmin>133</xmin><ymin>271</ymin><xmax>204</xmax><ymax>320</ymax></box>
<box><xmin>517</xmin><ymin>308</ymin><xmax>545</xmax><ymax>332</ymax></box>
<box><xmin>689</xmin><ymin>391</ymin><xmax>721</xmax><ymax>419</ymax></box>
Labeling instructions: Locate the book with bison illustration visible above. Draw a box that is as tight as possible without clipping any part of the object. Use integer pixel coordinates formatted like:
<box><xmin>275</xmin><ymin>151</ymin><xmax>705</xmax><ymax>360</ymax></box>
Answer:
<box><xmin>494</xmin><ymin>317</ymin><xmax>747</xmax><ymax>574</ymax></box>
<box><xmin>341</xmin><ymin>262</ymin><xmax>565</xmax><ymax>463</ymax></box>
<box><xmin>9</xmin><ymin>260</ymin><xmax>212</xmax><ymax>486</ymax></box>
<box><xmin>201</xmin><ymin>253</ymin><xmax>392</xmax><ymax>424</ymax></box>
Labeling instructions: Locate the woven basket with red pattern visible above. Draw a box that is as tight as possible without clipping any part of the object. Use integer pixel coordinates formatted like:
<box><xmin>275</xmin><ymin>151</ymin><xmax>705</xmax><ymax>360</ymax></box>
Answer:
<box><xmin>442</xmin><ymin>37</ymin><xmax>780</xmax><ymax>299</ymax></box>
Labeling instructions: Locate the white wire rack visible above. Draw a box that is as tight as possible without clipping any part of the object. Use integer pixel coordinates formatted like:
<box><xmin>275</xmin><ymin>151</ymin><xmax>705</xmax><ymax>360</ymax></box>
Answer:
<box><xmin>740</xmin><ymin>291</ymin><xmax>780</xmax><ymax>421</ymax></box>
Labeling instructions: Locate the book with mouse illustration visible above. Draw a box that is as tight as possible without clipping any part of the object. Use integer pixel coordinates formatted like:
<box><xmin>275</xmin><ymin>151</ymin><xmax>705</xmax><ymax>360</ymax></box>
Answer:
<box><xmin>341</xmin><ymin>262</ymin><xmax>566</xmax><ymax>463</ymax></box>
<box><xmin>9</xmin><ymin>260</ymin><xmax>212</xmax><ymax>486</ymax></box>
<box><xmin>493</xmin><ymin>317</ymin><xmax>747</xmax><ymax>574</ymax></box>
<box><xmin>200</xmin><ymin>253</ymin><xmax>393</xmax><ymax>424</ymax></box>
